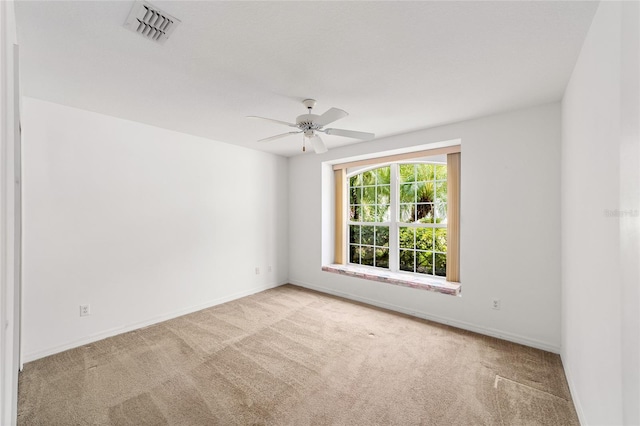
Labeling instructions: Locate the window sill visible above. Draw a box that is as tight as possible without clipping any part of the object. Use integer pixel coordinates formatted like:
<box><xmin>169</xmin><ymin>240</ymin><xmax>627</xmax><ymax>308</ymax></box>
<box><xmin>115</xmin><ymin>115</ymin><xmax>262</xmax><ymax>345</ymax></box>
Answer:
<box><xmin>322</xmin><ymin>264</ymin><xmax>461</xmax><ymax>296</ymax></box>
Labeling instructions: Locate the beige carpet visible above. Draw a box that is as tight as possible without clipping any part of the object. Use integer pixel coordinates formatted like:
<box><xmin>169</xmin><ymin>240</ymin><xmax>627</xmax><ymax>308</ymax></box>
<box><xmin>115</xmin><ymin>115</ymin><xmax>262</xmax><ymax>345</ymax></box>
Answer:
<box><xmin>18</xmin><ymin>284</ymin><xmax>579</xmax><ymax>425</ymax></box>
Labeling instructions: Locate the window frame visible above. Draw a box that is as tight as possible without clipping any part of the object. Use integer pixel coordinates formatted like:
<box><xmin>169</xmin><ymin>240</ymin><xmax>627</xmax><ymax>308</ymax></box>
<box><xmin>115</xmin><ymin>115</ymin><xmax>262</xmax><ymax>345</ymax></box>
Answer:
<box><xmin>332</xmin><ymin>145</ymin><xmax>461</xmax><ymax>286</ymax></box>
<box><xmin>346</xmin><ymin>161</ymin><xmax>448</xmax><ymax>278</ymax></box>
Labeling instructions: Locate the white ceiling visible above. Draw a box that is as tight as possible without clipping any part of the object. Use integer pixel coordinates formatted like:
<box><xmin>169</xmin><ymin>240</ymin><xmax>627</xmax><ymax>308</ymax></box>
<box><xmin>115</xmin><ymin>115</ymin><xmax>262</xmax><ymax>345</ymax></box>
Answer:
<box><xmin>15</xmin><ymin>1</ymin><xmax>598</xmax><ymax>157</ymax></box>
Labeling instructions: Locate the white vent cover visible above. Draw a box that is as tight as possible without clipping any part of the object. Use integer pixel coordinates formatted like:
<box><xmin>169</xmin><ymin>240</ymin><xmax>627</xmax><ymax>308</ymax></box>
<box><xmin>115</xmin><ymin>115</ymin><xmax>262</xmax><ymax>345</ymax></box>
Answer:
<box><xmin>124</xmin><ymin>1</ymin><xmax>180</xmax><ymax>44</ymax></box>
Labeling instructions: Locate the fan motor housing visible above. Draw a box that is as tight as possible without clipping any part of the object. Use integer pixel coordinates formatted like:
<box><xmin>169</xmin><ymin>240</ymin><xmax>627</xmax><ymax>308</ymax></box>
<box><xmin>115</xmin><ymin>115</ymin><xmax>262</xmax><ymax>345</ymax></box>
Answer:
<box><xmin>296</xmin><ymin>114</ymin><xmax>321</xmax><ymax>131</ymax></box>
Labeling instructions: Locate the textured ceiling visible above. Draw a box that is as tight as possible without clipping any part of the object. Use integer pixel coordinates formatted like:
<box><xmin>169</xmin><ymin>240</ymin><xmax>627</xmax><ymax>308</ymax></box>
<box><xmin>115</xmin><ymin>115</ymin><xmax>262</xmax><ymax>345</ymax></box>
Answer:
<box><xmin>15</xmin><ymin>1</ymin><xmax>598</xmax><ymax>157</ymax></box>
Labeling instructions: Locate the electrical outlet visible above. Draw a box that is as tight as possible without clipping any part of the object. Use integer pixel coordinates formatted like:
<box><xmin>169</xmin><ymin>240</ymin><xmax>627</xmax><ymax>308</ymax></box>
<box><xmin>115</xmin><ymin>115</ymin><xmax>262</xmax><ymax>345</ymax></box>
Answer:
<box><xmin>268</xmin><ymin>265</ymin><xmax>272</xmax><ymax>273</ymax></box>
<box><xmin>255</xmin><ymin>267</ymin><xmax>260</xmax><ymax>275</ymax></box>
<box><xmin>80</xmin><ymin>304</ymin><xmax>91</xmax><ymax>317</ymax></box>
<box><xmin>492</xmin><ymin>299</ymin><xmax>501</xmax><ymax>310</ymax></box>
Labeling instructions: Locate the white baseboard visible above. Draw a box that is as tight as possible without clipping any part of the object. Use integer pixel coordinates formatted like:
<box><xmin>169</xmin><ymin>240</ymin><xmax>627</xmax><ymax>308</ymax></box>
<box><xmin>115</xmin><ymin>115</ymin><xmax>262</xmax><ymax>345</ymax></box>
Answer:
<box><xmin>23</xmin><ymin>281</ymin><xmax>286</xmax><ymax>363</ymax></box>
<box><xmin>560</xmin><ymin>353</ymin><xmax>586</xmax><ymax>425</ymax></box>
<box><xmin>289</xmin><ymin>279</ymin><xmax>560</xmax><ymax>354</ymax></box>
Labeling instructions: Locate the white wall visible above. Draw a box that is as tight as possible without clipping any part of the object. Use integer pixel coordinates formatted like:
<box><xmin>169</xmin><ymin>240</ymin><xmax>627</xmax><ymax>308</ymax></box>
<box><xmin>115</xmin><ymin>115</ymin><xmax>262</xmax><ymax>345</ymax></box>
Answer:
<box><xmin>289</xmin><ymin>103</ymin><xmax>562</xmax><ymax>352</ymax></box>
<box><xmin>21</xmin><ymin>97</ymin><xmax>289</xmax><ymax>361</ymax></box>
<box><xmin>561</xmin><ymin>2</ymin><xmax>640</xmax><ymax>425</ymax></box>
<box><xmin>620</xmin><ymin>3</ymin><xmax>640</xmax><ymax>423</ymax></box>
<box><xmin>0</xmin><ymin>1</ymin><xmax>20</xmax><ymax>424</ymax></box>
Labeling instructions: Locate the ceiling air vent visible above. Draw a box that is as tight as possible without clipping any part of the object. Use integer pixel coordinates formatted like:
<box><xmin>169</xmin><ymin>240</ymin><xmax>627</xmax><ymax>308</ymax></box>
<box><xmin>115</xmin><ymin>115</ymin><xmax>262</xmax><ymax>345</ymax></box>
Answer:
<box><xmin>124</xmin><ymin>1</ymin><xmax>180</xmax><ymax>44</ymax></box>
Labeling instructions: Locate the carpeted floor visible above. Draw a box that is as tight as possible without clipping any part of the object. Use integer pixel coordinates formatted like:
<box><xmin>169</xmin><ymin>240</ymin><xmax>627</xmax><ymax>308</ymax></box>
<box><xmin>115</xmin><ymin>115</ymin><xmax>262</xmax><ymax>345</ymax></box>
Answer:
<box><xmin>18</xmin><ymin>284</ymin><xmax>579</xmax><ymax>425</ymax></box>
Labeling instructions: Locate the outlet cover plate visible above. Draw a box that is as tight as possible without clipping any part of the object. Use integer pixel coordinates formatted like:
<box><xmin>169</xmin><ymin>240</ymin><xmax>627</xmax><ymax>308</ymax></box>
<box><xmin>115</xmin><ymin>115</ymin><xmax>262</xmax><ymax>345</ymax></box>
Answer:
<box><xmin>492</xmin><ymin>299</ymin><xmax>501</xmax><ymax>310</ymax></box>
<box><xmin>80</xmin><ymin>304</ymin><xmax>91</xmax><ymax>317</ymax></box>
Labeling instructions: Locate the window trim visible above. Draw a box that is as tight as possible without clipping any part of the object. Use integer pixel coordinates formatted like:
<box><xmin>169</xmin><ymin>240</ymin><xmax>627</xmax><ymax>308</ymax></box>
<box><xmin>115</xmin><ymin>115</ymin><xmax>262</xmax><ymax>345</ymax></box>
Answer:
<box><xmin>322</xmin><ymin>263</ymin><xmax>460</xmax><ymax>296</ymax></box>
<box><xmin>334</xmin><ymin>168</ymin><xmax>346</xmax><ymax>265</ymax></box>
<box><xmin>332</xmin><ymin>145</ymin><xmax>461</xmax><ymax>287</ymax></box>
<box><xmin>446</xmin><ymin>152</ymin><xmax>461</xmax><ymax>282</ymax></box>
<box><xmin>332</xmin><ymin>145</ymin><xmax>460</xmax><ymax>170</ymax></box>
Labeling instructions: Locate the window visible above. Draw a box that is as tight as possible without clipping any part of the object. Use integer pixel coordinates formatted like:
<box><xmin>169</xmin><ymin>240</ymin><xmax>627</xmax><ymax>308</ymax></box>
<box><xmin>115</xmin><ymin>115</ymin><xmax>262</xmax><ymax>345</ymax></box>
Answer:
<box><xmin>348</xmin><ymin>162</ymin><xmax>447</xmax><ymax>278</ymax></box>
<box><xmin>348</xmin><ymin>166</ymin><xmax>391</xmax><ymax>269</ymax></box>
<box><xmin>332</xmin><ymin>146</ymin><xmax>460</xmax><ymax>285</ymax></box>
<box><xmin>398</xmin><ymin>162</ymin><xmax>448</xmax><ymax>276</ymax></box>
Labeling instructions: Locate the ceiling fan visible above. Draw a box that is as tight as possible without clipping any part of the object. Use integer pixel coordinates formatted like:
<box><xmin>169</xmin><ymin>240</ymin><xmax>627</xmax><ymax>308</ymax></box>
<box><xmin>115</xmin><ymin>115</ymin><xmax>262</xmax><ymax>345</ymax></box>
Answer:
<box><xmin>248</xmin><ymin>99</ymin><xmax>375</xmax><ymax>153</ymax></box>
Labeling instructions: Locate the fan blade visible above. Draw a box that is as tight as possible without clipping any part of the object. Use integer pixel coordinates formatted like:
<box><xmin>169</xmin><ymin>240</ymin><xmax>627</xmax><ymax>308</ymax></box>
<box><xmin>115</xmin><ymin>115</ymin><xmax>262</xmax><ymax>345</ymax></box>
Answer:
<box><xmin>309</xmin><ymin>135</ymin><xmax>328</xmax><ymax>154</ymax></box>
<box><xmin>324</xmin><ymin>128</ymin><xmax>375</xmax><ymax>140</ymax></box>
<box><xmin>258</xmin><ymin>131</ymin><xmax>301</xmax><ymax>142</ymax></box>
<box><xmin>316</xmin><ymin>107</ymin><xmax>348</xmax><ymax>127</ymax></box>
<box><xmin>247</xmin><ymin>116</ymin><xmax>298</xmax><ymax>128</ymax></box>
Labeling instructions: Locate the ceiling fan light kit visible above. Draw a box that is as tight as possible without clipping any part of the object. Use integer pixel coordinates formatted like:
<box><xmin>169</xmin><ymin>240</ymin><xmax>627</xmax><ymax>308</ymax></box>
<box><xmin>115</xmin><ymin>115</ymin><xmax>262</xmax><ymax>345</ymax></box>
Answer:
<box><xmin>248</xmin><ymin>99</ymin><xmax>375</xmax><ymax>154</ymax></box>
